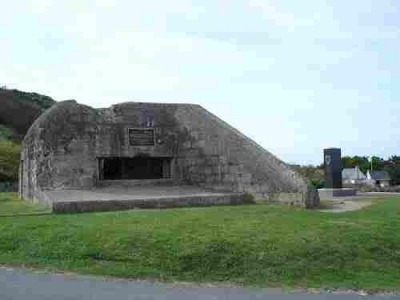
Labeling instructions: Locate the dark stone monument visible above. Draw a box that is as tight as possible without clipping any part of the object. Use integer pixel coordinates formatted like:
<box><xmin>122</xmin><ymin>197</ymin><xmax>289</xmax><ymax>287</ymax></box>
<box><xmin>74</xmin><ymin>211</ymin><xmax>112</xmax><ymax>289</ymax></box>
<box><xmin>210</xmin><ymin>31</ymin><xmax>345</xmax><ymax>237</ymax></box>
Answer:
<box><xmin>323</xmin><ymin>148</ymin><xmax>342</xmax><ymax>189</ymax></box>
<box><xmin>318</xmin><ymin>148</ymin><xmax>356</xmax><ymax>198</ymax></box>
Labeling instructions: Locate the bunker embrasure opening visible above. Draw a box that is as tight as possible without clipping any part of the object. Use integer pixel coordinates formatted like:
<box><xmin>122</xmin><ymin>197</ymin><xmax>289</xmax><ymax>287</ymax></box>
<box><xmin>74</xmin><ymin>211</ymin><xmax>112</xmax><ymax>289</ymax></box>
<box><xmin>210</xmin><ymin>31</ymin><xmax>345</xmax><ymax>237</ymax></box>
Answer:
<box><xmin>99</xmin><ymin>157</ymin><xmax>171</xmax><ymax>180</ymax></box>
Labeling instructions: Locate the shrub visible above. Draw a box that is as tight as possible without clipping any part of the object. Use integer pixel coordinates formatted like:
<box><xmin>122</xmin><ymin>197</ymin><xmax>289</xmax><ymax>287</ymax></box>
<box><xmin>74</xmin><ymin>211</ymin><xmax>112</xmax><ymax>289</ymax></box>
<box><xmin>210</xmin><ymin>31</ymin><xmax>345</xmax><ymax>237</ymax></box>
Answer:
<box><xmin>0</xmin><ymin>126</ymin><xmax>15</xmax><ymax>141</ymax></box>
<box><xmin>0</xmin><ymin>141</ymin><xmax>21</xmax><ymax>180</ymax></box>
<box><xmin>309</xmin><ymin>179</ymin><xmax>325</xmax><ymax>189</ymax></box>
<box><xmin>241</xmin><ymin>192</ymin><xmax>256</xmax><ymax>204</ymax></box>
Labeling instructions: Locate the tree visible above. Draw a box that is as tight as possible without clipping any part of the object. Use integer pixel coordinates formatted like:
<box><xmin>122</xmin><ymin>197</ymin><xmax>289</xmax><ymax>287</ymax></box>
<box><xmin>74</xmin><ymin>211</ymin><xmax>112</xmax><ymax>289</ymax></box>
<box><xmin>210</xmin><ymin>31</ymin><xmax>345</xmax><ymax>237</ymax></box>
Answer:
<box><xmin>342</xmin><ymin>156</ymin><xmax>370</xmax><ymax>173</ymax></box>
<box><xmin>370</xmin><ymin>156</ymin><xmax>385</xmax><ymax>171</ymax></box>
<box><xmin>388</xmin><ymin>155</ymin><xmax>400</xmax><ymax>165</ymax></box>
<box><xmin>0</xmin><ymin>141</ymin><xmax>21</xmax><ymax>181</ymax></box>
<box><xmin>290</xmin><ymin>164</ymin><xmax>325</xmax><ymax>188</ymax></box>
<box><xmin>384</xmin><ymin>156</ymin><xmax>400</xmax><ymax>185</ymax></box>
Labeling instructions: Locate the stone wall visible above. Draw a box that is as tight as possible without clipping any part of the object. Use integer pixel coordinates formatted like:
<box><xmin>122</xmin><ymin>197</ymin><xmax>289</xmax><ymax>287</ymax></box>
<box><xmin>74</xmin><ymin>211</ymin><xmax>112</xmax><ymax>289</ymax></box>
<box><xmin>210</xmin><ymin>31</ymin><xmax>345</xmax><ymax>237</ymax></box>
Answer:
<box><xmin>20</xmin><ymin>100</ymin><xmax>319</xmax><ymax>208</ymax></box>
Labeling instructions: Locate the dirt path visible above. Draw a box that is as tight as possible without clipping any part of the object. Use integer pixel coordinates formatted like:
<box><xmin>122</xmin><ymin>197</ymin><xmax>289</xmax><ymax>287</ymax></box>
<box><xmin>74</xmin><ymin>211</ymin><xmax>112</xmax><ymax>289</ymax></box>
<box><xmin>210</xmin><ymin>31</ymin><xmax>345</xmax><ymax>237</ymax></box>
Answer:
<box><xmin>318</xmin><ymin>192</ymin><xmax>399</xmax><ymax>213</ymax></box>
<box><xmin>318</xmin><ymin>200</ymin><xmax>374</xmax><ymax>213</ymax></box>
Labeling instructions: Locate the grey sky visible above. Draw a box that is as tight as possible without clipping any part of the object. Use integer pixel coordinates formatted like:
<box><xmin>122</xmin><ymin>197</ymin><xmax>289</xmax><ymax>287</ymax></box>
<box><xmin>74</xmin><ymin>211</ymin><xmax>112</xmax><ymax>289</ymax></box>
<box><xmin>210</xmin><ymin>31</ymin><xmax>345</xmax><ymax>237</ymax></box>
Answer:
<box><xmin>1</xmin><ymin>0</ymin><xmax>399</xmax><ymax>164</ymax></box>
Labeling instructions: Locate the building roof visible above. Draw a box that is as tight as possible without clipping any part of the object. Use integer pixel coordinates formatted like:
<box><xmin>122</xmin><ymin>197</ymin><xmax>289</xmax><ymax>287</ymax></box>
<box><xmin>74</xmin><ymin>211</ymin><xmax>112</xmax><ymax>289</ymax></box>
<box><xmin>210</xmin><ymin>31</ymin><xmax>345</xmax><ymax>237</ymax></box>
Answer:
<box><xmin>342</xmin><ymin>167</ymin><xmax>367</xmax><ymax>180</ymax></box>
<box><xmin>370</xmin><ymin>171</ymin><xmax>391</xmax><ymax>181</ymax></box>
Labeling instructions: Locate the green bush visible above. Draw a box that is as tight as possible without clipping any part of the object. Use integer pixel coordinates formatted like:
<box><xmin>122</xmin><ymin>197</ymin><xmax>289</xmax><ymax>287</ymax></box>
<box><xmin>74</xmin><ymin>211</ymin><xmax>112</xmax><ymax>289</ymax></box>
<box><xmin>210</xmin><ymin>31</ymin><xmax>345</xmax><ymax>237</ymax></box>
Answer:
<box><xmin>0</xmin><ymin>126</ymin><xmax>15</xmax><ymax>141</ymax></box>
<box><xmin>241</xmin><ymin>192</ymin><xmax>256</xmax><ymax>204</ymax></box>
<box><xmin>0</xmin><ymin>181</ymin><xmax>18</xmax><ymax>192</ymax></box>
<box><xmin>309</xmin><ymin>179</ymin><xmax>325</xmax><ymax>189</ymax></box>
<box><xmin>0</xmin><ymin>140</ymin><xmax>21</xmax><ymax>180</ymax></box>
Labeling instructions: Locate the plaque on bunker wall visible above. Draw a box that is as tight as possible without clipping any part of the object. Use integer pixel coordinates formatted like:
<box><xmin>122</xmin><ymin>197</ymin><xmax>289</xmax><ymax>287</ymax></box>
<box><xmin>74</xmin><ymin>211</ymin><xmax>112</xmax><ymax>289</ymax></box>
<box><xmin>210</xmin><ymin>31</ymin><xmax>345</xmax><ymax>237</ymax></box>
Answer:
<box><xmin>129</xmin><ymin>128</ymin><xmax>155</xmax><ymax>146</ymax></box>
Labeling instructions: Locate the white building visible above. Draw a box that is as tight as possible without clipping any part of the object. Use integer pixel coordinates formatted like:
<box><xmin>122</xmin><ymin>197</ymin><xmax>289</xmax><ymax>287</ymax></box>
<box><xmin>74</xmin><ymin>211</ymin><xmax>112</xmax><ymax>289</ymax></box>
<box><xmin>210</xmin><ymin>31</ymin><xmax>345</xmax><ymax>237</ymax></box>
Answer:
<box><xmin>342</xmin><ymin>166</ymin><xmax>367</xmax><ymax>186</ymax></box>
<box><xmin>367</xmin><ymin>171</ymin><xmax>391</xmax><ymax>188</ymax></box>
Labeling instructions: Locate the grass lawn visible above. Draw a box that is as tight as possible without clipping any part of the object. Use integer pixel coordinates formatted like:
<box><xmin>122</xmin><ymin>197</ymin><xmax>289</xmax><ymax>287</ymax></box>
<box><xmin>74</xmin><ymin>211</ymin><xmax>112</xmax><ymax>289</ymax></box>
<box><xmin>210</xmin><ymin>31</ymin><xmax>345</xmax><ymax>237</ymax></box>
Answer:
<box><xmin>0</xmin><ymin>192</ymin><xmax>400</xmax><ymax>290</ymax></box>
<box><xmin>0</xmin><ymin>193</ymin><xmax>51</xmax><ymax>216</ymax></box>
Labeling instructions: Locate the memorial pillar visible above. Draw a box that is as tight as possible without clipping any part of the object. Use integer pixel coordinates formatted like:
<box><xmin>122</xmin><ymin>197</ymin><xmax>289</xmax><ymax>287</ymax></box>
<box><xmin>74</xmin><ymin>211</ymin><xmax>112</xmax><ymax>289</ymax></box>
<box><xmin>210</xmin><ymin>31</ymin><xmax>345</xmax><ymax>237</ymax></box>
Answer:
<box><xmin>324</xmin><ymin>148</ymin><xmax>342</xmax><ymax>189</ymax></box>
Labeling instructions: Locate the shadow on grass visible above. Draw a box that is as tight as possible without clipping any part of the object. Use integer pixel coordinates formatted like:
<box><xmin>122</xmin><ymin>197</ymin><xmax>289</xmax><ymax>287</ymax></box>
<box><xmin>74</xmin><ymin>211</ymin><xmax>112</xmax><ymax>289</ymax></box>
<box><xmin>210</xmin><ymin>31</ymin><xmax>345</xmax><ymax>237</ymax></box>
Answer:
<box><xmin>0</xmin><ymin>212</ymin><xmax>52</xmax><ymax>218</ymax></box>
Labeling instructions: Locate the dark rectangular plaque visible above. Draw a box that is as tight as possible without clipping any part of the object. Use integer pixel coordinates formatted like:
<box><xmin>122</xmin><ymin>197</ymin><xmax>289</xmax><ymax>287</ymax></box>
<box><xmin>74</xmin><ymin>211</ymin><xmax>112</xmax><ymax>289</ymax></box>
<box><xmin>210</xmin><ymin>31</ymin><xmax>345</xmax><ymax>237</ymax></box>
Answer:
<box><xmin>129</xmin><ymin>128</ymin><xmax>155</xmax><ymax>146</ymax></box>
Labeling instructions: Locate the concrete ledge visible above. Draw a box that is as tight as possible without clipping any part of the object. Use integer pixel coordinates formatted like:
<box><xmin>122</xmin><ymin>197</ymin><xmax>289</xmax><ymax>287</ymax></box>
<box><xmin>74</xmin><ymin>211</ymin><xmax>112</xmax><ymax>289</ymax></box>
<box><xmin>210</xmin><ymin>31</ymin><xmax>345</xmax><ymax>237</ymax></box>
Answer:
<box><xmin>52</xmin><ymin>194</ymin><xmax>245</xmax><ymax>213</ymax></box>
<box><xmin>98</xmin><ymin>179</ymin><xmax>174</xmax><ymax>187</ymax></box>
<box><xmin>318</xmin><ymin>188</ymin><xmax>357</xmax><ymax>199</ymax></box>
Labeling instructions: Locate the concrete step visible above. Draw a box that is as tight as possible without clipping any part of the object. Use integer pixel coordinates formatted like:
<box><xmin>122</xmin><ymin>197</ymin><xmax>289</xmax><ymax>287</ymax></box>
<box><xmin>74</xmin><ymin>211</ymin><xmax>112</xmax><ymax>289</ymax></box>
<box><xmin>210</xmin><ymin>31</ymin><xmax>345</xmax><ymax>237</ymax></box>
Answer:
<box><xmin>43</xmin><ymin>186</ymin><xmax>245</xmax><ymax>213</ymax></box>
<box><xmin>98</xmin><ymin>179</ymin><xmax>175</xmax><ymax>187</ymax></box>
<box><xmin>52</xmin><ymin>193</ymin><xmax>243</xmax><ymax>213</ymax></box>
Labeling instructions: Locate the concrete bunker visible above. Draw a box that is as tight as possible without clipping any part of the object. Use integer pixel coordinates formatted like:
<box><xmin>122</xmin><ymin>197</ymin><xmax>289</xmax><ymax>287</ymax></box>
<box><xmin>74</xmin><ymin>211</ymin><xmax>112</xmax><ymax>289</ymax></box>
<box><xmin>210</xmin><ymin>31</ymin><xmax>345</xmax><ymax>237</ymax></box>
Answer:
<box><xmin>19</xmin><ymin>100</ymin><xmax>319</xmax><ymax>211</ymax></box>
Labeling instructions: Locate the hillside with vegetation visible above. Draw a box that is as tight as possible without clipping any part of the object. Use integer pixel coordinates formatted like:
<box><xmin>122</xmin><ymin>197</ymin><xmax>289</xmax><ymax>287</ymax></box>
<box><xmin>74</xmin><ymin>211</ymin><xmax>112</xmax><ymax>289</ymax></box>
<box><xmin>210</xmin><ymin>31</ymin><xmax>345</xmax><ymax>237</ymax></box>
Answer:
<box><xmin>0</xmin><ymin>87</ymin><xmax>56</xmax><ymax>189</ymax></box>
<box><xmin>0</xmin><ymin>87</ymin><xmax>55</xmax><ymax>141</ymax></box>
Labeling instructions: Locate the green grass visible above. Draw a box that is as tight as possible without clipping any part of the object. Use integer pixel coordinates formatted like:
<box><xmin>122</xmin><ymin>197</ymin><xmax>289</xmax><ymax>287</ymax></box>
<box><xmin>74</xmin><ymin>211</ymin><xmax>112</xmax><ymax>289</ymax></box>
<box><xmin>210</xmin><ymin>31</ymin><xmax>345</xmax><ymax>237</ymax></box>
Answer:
<box><xmin>0</xmin><ymin>192</ymin><xmax>400</xmax><ymax>290</ymax></box>
<box><xmin>0</xmin><ymin>193</ymin><xmax>51</xmax><ymax>215</ymax></box>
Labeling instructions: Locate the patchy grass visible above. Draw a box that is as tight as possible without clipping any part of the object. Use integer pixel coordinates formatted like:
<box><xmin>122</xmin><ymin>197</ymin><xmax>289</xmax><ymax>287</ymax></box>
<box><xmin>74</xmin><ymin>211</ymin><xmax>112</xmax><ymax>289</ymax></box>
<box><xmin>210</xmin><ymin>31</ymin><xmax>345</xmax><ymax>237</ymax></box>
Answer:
<box><xmin>0</xmin><ymin>193</ymin><xmax>51</xmax><ymax>216</ymax></box>
<box><xmin>0</xmin><ymin>193</ymin><xmax>400</xmax><ymax>290</ymax></box>
<box><xmin>317</xmin><ymin>199</ymin><xmax>339</xmax><ymax>209</ymax></box>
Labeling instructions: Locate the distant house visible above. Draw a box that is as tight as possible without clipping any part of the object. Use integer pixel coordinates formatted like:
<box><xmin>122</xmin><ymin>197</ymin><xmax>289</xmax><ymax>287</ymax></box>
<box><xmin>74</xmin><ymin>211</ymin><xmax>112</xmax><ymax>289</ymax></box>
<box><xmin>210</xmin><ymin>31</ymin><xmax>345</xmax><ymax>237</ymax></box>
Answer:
<box><xmin>342</xmin><ymin>166</ymin><xmax>367</xmax><ymax>186</ymax></box>
<box><xmin>367</xmin><ymin>170</ymin><xmax>391</xmax><ymax>188</ymax></box>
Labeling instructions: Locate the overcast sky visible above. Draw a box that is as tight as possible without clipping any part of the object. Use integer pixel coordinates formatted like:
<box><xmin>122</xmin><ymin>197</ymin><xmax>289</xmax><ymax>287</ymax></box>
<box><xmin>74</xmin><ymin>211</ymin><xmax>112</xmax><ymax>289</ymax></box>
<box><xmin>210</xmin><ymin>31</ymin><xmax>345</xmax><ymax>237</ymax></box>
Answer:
<box><xmin>1</xmin><ymin>0</ymin><xmax>399</xmax><ymax>165</ymax></box>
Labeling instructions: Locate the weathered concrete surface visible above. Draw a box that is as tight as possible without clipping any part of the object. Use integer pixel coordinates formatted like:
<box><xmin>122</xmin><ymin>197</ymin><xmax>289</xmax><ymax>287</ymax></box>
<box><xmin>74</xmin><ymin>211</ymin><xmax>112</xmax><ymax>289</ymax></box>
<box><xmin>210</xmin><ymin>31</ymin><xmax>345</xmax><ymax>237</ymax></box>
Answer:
<box><xmin>318</xmin><ymin>188</ymin><xmax>357</xmax><ymax>199</ymax></box>
<box><xmin>44</xmin><ymin>185</ymin><xmax>244</xmax><ymax>213</ymax></box>
<box><xmin>20</xmin><ymin>101</ymin><xmax>319</xmax><ymax>209</ymax></box>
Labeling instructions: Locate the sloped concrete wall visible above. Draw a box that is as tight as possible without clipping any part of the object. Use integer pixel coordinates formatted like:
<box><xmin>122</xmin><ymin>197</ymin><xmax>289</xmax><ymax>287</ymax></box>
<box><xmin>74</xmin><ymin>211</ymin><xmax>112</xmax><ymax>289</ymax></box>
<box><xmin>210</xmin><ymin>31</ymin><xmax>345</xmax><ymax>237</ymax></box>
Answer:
<box><xmin>21</xmin><ymin>101</ymin><xmax>100</xmax><ymax>201</ymax></box>
<box><xmin>172</xmin><ymin>105</ymin><xmax>318</xmax><ymax>207</ymax></box>
<box><xmin>20</xmin><ymin>101</ymin><xmax>319</xmax><ymax>208</ymax></box>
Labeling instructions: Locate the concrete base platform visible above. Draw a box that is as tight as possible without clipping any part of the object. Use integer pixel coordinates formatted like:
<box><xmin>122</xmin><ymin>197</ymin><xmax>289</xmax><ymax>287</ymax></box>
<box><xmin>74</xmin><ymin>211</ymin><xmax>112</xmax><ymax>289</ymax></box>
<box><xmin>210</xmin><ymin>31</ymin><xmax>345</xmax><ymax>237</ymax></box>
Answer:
<box><xmin>318</xmin><ymin>188</ymin><xmax>357</xmax><ymax>199</ymax></box>
<box><xmin>43</xmin><ymin>185</ymin><xmax>244</xmax><ymax>213</ymax></box>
